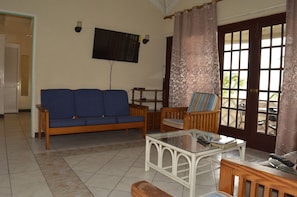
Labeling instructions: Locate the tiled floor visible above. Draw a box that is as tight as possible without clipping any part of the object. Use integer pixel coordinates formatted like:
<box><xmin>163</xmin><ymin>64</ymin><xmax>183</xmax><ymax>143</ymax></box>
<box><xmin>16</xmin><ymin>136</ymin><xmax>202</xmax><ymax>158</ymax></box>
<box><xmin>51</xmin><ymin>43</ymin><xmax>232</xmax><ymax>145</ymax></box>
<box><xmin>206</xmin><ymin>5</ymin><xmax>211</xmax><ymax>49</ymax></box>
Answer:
<box><xmin>0</xmin><ymin>112</ymin><xmax>270</xmax><ymax>197</ymax></box>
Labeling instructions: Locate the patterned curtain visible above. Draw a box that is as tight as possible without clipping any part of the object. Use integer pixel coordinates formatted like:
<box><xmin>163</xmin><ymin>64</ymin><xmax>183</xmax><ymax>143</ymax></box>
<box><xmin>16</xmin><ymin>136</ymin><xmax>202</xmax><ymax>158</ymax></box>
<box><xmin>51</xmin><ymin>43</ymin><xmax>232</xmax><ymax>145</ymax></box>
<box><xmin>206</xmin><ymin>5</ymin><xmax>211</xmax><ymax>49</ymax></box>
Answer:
<box><xmin>275</xmin><ymin>0</ymin><xmax>297</xmax><ymax>154</ymax></box>
<box><xmin>169</xmin><ymin>0</ymin><xmax>220</xmax><ymax>107</ymax></box>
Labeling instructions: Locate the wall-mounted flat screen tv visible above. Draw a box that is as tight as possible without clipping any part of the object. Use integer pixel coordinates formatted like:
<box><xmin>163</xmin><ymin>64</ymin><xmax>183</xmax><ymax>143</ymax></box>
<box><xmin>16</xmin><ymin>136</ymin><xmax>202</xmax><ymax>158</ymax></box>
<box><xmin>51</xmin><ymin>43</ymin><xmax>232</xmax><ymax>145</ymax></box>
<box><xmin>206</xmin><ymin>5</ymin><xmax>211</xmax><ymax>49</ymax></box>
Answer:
<box><xmin>92</xmin><ymin>28</ymin><xmax>140</xmax><ymax>63</ymax></box>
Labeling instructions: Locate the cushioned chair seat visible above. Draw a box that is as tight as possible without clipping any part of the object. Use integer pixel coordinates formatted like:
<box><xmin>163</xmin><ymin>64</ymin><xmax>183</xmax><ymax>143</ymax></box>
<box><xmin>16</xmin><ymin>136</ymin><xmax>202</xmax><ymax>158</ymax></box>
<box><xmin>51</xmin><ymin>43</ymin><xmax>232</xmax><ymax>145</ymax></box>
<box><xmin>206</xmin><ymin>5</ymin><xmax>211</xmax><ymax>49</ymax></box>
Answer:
<box><xmin>162</xmin><ymin>118</ymin><xmax>184</xmax><ymax>129</ymax></box>
<box><xmin>50</xmin><ymin>119</ymin><xmax>85</xmax><ymax>128</ymax></box>
<box><xmin>83</xmin><ymin>117</ymin><xmax>117</xmax><ymax>125</ymax></box>
<box><xmin>161</xmin><ymin>92</ymin><xmax>220</xmax><ymax>133</ymax></box>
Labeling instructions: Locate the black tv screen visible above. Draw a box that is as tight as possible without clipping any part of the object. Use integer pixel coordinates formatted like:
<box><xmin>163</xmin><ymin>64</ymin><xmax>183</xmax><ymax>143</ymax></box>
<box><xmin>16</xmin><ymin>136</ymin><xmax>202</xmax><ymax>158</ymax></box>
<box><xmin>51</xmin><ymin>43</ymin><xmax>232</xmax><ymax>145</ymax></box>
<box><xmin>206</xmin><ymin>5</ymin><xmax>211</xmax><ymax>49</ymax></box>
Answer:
<box><xmin>92</xmin><ymin>28</ymin><xmax>140</xmax><ymax>63</ymax></box>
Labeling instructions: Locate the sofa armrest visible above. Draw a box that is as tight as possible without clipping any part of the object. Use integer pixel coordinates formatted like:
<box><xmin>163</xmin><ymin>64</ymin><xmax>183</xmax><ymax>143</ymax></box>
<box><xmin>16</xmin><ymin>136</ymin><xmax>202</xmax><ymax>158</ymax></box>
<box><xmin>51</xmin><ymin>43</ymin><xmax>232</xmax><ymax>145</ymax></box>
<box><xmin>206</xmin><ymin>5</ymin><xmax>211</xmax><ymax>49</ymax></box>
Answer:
<box><xmin>36</xmin><ymin>104</ymin><xmax>50</xmax><ymax>139</ymax></box>
<box><xmin>129</xmin><ymin>104</ymin><xmax>148</xmax><ymax>135</ymax></box>
<box><xmin>36</xmin><ymin>104</ymin><xmax>47</xmax><ymax>112</ymax></box>
<box><xmin>129</xmin><ymin>104</ymin><xmax>148</xmax><ymax>117</ymax></box>
<box><xmin>183</xmin><ymin>110</ymin><xmax>220</xmax><ymax>133</ymax></box>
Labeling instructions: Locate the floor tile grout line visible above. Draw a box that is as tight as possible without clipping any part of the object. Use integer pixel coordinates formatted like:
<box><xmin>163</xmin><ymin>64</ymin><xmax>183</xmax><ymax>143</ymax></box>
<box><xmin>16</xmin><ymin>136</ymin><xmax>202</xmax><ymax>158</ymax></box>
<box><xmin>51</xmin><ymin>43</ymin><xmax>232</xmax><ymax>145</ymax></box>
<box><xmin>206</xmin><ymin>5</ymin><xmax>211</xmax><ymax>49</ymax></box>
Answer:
<box><xmin>17</xmin><ymin>113</ymin><xmax>56</xmax><ymax>197</ymax></box>
<box><xmin>3</xmin><ymin>116</ymin><xmax>16</xmax><ymax>197</ymax></box>
<box><xmin>108</xmin><ymin>146</ymin><xmax>147</xmax><ymax>195</ymax></box>
<box><xmin>78</xmin><ymin>148</ymin><xmax>120</xmax><ymax>188</ymax></box>
<box><xmin>35</xmin><ymin>148</ymin><xmax>95</xmax><ymax>197</ymax></box>
<box><xmin>35</xmin><ymin>141</ymin><xmax>145</xmax><ymax>197</ymax></box>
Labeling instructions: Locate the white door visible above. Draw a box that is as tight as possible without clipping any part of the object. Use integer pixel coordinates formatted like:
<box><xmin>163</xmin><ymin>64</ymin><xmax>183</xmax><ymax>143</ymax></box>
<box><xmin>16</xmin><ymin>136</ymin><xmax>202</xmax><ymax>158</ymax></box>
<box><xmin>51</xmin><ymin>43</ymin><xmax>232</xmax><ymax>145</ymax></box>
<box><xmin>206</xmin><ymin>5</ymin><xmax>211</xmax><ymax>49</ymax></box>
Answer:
<box><xmin>4</xmin><ymin>44</ymin><xmax>19</xmax><ymax>113</ymax></box>
<box><xmin>0</xmin><ymin>35</ymin><xmax>4</xmax><ymax>115</ymax></box>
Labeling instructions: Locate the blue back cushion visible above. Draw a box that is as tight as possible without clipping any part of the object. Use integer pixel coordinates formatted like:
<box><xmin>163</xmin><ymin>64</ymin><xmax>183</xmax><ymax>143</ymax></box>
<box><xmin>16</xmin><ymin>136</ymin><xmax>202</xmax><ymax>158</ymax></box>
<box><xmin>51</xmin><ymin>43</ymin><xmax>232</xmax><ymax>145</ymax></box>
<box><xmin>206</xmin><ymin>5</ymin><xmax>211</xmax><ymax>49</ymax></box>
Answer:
<box><xmin>103</xmin><ymin>90</ymin><xmax>130</xmax><ymax>116</ymax></box>
<box><xmin>187</xmin><ymin>92</ymin><xmax>218</xmax><ymax>112</ymax></box>
<box><xmin>41</xmin><ymin>89</ymin><xmax>75</xmax><ymax>120</ymax></box>
<box><xmin>74</xmin><ymin>89</ymin><xmax>104</xmax><ymax>118</ymax></box>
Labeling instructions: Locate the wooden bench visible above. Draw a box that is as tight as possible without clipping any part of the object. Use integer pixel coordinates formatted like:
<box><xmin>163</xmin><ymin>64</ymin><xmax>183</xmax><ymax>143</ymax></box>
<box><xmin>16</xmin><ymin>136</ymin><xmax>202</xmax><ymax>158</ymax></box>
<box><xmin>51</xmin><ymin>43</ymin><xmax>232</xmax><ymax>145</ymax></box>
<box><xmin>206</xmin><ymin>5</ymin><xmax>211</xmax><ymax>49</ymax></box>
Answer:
<box><xmin>131</xmin><ymin>181</ymin><xmax>172</xmax><ymax>197</ymax></box>
<box><xmin>132</xmin><ymin>159</ymin><xmax>297</xmax><ymax>197</ymax></box>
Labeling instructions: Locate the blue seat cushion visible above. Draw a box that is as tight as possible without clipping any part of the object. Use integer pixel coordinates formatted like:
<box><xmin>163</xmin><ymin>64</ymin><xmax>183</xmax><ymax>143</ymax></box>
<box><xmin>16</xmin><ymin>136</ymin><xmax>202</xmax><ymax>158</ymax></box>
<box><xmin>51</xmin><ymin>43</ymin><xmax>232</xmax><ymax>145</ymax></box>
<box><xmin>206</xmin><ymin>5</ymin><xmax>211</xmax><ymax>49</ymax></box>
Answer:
<box><xmin>187</xmin><ymin>92</ymin><xmax>218</xmax><ymax>112</ymax></box>
<box><xmin>84</xmin><ymin>117</ymin><xmax>117</xmax><ymax>125</ymax></box>
<box><xmin>103</xmin><ymin>90</ymin><xmax>130</xmax><ymax>116</ymax></box>
<box><xmin>50</xmin><ymin>118</ymin><xmax>85</xmax><ymax>128</ymax></box>
<box><xmin>117</xmin><ymin>116</ymin><xmax>144</xmax><ymax>123</ymax></box>
<box><xmin>41</xmin><ymin>89</ymin><xmax>75</xmax><ymax>120</ymax></box>
<box><xmin>74</xmin><ymin>89</ymin><xmax>104</xmax><ymax>118</ymax></box>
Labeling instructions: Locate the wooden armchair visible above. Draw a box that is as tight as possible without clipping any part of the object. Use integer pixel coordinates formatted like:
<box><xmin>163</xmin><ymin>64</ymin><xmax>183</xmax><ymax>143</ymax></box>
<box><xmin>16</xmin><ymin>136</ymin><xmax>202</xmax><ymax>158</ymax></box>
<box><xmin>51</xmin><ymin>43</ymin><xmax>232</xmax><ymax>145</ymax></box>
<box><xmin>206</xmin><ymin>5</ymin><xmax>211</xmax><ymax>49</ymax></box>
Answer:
<box><xmin>160</xmin><ymin>92</ymin><xmax>220</xmax><ymax>133</ymax></box>
<box><xmin>131</xmin><ymin>159</ymin><xmax>297</xmax><ymax>197</ymax></box>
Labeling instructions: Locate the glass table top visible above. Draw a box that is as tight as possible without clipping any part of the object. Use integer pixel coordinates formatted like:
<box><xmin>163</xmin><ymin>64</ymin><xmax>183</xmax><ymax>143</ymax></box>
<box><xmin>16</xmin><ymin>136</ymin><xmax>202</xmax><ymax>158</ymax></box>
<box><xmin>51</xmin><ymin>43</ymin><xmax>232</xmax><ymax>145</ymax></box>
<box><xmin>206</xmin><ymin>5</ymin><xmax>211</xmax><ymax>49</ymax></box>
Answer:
<box><xmin>147</xmin><ymin>129</ymin><xmax>244</xmax><ymax>153</ymax></box>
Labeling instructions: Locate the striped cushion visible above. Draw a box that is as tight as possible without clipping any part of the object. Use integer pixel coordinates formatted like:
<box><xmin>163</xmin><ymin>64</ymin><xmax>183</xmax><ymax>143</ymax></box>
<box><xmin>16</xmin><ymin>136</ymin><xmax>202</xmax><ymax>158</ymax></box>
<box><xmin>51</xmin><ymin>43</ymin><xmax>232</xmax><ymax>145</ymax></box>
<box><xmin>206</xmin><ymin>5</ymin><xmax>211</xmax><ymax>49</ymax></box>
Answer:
<box><xmin>187</xmin><ymin>92</ymin><xmax>218</xmax><ymax>112</ymax></box>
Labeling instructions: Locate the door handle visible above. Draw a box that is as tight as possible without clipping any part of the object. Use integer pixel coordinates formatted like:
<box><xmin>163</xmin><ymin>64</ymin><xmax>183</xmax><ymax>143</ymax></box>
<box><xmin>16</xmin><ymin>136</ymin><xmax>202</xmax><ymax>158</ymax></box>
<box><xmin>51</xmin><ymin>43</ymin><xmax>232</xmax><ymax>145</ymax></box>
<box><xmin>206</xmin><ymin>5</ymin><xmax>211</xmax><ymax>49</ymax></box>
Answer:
<box><xmin>250</xmin><ymin>89</ymin><xmax>258</xmax><ymax>93</ymax></box>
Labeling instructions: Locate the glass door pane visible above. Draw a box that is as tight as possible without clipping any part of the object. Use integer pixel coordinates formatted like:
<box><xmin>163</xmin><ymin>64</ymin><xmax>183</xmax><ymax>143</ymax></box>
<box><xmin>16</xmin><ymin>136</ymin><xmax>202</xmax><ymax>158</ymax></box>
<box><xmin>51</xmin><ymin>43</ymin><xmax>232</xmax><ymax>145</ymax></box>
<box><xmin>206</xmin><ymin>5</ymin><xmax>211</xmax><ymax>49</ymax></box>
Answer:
<box><xmin>221</xmin><ymin>30</ymin><xmax>249</xmax><ymax>130</ymax></box>
<box><xmin>219</xmin><ymin>13</ymin><xmax>286</xmax><ymax>152</ymax></box>
<box><xmin>257</xmin><ymin>24</ymin><xmax>285</xmax><ymax>136</ymax></box>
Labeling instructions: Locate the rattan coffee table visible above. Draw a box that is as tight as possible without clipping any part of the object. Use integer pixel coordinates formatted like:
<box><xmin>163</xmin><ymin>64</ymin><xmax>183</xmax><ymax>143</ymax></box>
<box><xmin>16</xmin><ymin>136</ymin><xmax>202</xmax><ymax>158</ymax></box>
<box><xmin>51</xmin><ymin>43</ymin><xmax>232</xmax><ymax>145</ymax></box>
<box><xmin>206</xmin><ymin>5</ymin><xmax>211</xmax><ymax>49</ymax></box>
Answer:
<box><xmin>145</xmin><ymin>129</ymin><xmax>246</xmax><ymax>197</ymax></box>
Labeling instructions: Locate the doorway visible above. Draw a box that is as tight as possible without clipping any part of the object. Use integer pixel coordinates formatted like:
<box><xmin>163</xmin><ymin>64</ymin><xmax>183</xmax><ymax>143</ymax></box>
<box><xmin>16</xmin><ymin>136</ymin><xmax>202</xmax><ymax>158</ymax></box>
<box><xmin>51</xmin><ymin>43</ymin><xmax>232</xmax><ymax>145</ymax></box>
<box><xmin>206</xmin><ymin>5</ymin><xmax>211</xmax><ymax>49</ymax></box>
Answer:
<box><xmin>0</xmin><ymin>13</ymin><xmax>33</xmax><ymax>113</ymax></box>
<box><xmin>218</xmin><ymin>13</ymin><xmax>286</xmax><ymax>152</ymax></box>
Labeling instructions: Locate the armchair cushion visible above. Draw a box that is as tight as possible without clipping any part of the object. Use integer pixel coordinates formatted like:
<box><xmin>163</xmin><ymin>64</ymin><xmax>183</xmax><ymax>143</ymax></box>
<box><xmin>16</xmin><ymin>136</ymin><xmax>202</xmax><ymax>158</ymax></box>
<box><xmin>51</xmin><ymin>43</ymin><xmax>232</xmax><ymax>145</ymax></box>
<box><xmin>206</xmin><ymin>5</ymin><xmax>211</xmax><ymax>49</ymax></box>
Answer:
<box><xmin>162</xmin><ymin>119</ymin><xmax>184</xmax><ymax>129</ymax></box>
<box><xmin>187</xmin><ymin>92</ymin><xmax>218</xmax><ymax>112</ymax></box>
<box><xmin>160</xmin><ymin>92</ymin><xmax>220</xmax><ymax>133</ymax></box>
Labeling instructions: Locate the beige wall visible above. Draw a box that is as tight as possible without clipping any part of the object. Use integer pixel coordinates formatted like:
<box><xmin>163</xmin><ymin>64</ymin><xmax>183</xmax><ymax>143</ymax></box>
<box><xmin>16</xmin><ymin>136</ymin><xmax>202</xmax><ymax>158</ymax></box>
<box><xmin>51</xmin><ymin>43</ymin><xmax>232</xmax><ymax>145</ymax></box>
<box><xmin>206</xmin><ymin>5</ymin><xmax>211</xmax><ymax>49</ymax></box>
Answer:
<box><xmin>0</xmin><ymin>0</ymin><xmax>287</xmax><ymax>136</ymax></box>
<box><xmin>0</xmin><ymin>0</ymin><xmax>167</xmax><ymax>135</ymax></box>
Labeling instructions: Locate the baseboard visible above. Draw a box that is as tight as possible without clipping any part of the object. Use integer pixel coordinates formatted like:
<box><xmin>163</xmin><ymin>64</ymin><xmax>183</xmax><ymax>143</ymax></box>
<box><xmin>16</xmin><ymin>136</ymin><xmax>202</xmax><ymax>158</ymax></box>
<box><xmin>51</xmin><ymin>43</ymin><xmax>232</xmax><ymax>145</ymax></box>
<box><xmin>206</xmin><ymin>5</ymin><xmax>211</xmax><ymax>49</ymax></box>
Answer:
<box><xmin>0</xmin><ymin>111</ymin><xmax>29</xmax><ymax>118</ymax></box>
<box><xmin>34</xmin><ymin>132</ymin><xmax>45</xmax><ymax>138</ymax></box>
<box><xmin>19</xmin><ymin>109</ymin><xmax>31</xmax><ymax>112</ymax></box>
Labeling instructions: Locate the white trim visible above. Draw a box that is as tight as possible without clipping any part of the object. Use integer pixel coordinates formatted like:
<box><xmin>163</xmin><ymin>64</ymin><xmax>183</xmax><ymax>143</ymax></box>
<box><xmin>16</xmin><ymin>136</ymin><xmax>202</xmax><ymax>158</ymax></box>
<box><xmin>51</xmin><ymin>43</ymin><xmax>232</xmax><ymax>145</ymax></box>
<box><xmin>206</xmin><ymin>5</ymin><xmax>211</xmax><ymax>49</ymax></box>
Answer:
<box><xmin>219</xmin><ymin>3</ymin><xmax>286</xmax><ymax>23</ymax></box>
<box><xmin>0</xmin><ymin>10</ymin><xmax>37</xmax><ymax>138</ymax></box>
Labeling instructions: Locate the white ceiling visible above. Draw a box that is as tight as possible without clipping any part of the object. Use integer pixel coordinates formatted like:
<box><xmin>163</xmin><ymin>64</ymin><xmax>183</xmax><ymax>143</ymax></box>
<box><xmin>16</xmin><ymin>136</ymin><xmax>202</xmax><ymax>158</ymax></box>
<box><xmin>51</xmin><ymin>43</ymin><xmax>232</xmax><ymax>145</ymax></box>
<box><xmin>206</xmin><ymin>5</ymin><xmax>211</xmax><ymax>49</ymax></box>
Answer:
<box><xmin>149</xmin><ymin>0</ymin><xmax>179</xmax><ymax>15</ymax></box>
<box><xmin>0</xmin><ymin>1</ymin><xmax>177</xmax><ymax>36</ymax></box>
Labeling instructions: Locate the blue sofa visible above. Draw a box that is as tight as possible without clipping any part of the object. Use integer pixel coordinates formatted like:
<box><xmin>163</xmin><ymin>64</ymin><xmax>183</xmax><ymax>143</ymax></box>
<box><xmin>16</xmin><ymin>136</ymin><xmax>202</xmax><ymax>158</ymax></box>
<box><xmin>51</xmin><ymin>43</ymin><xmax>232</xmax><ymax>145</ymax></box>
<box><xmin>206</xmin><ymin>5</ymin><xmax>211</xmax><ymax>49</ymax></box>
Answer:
<box><xmin>36</xmin><ymin>89</ymin><xmax>148</xmax><ymax>149</ymax></box>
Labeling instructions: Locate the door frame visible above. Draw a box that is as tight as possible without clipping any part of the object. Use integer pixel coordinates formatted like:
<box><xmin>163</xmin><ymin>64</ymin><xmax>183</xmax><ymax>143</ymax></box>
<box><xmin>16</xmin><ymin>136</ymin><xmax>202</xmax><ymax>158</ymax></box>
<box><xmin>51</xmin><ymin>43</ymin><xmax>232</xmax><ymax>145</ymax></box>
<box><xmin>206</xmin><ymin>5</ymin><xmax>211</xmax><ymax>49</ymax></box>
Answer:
<box><xmin>218</xmin><ymin>13</ymin><xmax>286</xmax><ymax>152</ymax></box>
<box><xmin>0</xmin><ymin>10</ymin><xmax>37</xmax><ymax>137</ymax></box>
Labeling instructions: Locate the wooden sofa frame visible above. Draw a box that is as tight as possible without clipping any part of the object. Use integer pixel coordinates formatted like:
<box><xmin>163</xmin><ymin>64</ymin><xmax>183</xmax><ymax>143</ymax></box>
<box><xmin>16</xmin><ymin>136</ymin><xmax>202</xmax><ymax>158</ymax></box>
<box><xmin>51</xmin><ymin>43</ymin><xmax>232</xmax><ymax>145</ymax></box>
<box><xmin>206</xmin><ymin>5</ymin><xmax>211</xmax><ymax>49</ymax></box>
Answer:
<box><xmin>219</xmin><ymin>159</ymin><xmax>297</xmax><ymax>197</ymax></box>
<box><xmin>37</xmin><ymin>104</ymin><xmax>148</xmax><ymax>150</ymax></box>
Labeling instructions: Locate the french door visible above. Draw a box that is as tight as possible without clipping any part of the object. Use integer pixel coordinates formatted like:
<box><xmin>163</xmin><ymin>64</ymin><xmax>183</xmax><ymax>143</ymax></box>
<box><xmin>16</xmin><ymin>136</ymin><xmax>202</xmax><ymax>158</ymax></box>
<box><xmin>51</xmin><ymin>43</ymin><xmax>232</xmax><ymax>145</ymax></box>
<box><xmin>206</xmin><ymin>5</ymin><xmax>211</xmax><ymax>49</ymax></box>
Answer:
<box><xmin>218</xmin><ymin>13</ymin><xmax>286</xmax><ymax>152</ymax></box>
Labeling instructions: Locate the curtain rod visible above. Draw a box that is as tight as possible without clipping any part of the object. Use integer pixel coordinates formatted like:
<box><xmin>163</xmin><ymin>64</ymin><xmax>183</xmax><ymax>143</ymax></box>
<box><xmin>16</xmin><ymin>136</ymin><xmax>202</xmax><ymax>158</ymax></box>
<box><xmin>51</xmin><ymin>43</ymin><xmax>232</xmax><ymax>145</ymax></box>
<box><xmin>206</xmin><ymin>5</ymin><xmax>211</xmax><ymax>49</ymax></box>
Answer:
<box><xmin>164</xmin><ymin>0</ymin><xmax>222</xmax><ymax>20</ymax></box>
